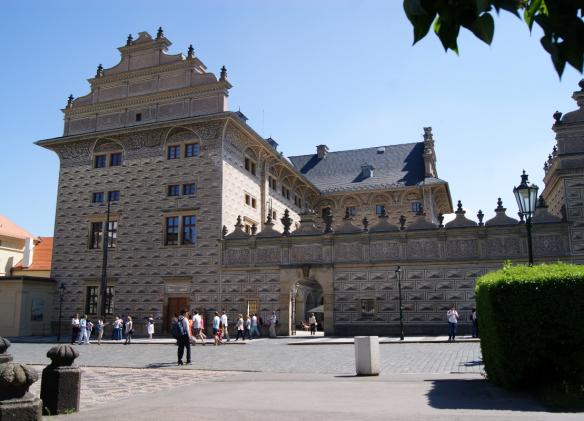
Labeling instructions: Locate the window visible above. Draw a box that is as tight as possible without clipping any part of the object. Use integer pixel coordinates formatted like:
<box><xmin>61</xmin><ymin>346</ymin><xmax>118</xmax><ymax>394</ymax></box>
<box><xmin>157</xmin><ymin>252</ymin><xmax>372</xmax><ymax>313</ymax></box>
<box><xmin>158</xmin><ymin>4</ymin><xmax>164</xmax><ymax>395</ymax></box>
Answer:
<box><xmin>282</xmin><ymin>186</ymin><xmax>290</xmax><ymax>200</ymax></box>
<box><xmin>244</xmin><ymin>157</ymin><xmax>256</xmax><ymax>175</ymax></box>
<box><xmin>185</xmin><ymin>143</ymin><xmax>200</xmax><ymax>158</ymax></box>
<box><xmin>245</xmin><ymin>194</ymin><xmax>251</xmax><ymax>206</ymax></box>
<box><xmin>108</xmin><ymin>190</ymin><xmax>120</xmax><ymax>202</ymax></box>
<box><xmin>244</xmin><ymin>224</ymin><xmax>252</xmax><ymax>234</ymax></box>
<box><xmin>269</xmin><ymin>176</ymin><xmax>277</xmax><ymax>191</ymax></box>
<box><xmin>245</xmin><ymin>194</ymin><xmax>257</xmax><ymax>209</ymax></box>
<box><xmin>90</xmin><ymin>222</ymin><xmax>103</xmax><ymax>249</ymax></box>
<box><xmin>110</xmin><ymin>153</ymin><xmax>122</xmax><ymax>167</ymax></box>
<box><xmin>94</xmin><ymin>155</ymin><xmax>107</xmax><ymax>168</ymax></box>
<box><xmin>247</xmin><ymin>299</ymin><xmax>259</xmax><ymax>315</ymax></box>
<box><xmin>165</xmin><ymin>216</ymin><xmax>179</xmax><ymax>245</ymax></box>
<box><xmin>411</xmin><ymin>202</ymin><xmax>423</xmax><ymax>213</ymax></box>
<box><xmin>107</xmin><ymin>221</ymin><xmax>118</xmax><ymax>248</ymax></box>
<box><xmin>92</xmin><ymin>192</ymin><xmax>104</xmax><ymax>203</ymax></box>
<box><xmin>346</xmin><ymin>206</ymin><xmax>356</xmax><ymax>217</ymax></box>
<box><xmin>182</xmin><ymin>215</ymin><xmax>196</xmax><ymax>245</ymax></box>
<box><xmin>361</xmin><ymin>299</ymin><xmax>375</xmax><ymax>317</ymax></box>
<box><xmin>168</xmin><ymin>185</ymin><xmax>180</xmax><ymax>197</ymax></box>
<box><xmin>86</xmin><ymin>287</ymin><xmax>98</xmax><ymax>315</ymax></box>
<box><xmin>135</xmin><ymin>113</ymin><xmax>142</xmax><ymax>122</ymax></box>
<box><xmin>375</xmin><ymin>204</ymin><xmax>386</xmax><ymax>217</ymax></box>
<box><xmin>252</xmin><ymin>198</ymin><xmax>257</xmax><ymax>209</ymax></box>
<box><xmin>167</xmin><ymin>145</ymin><xmax>181</xmax><ymax>159</ymax></box>
<box><xmin>183</xmin><ymin>183</ymin><xmax>196</xmax><ymax>195</ymax></box>
<box><xmin>104</xmin><ymin>286</ymin><xmax>115</xmax><ymax>315</ymax></box>
<box><xmin>294</xmin><ymin>195</ymin><xmax>302</xmax><ymax>208</ymax></box>
<box><xmin>272</xmin><ymin>210</ymin><xmax>277</xmax><ymax>220</ymax></box>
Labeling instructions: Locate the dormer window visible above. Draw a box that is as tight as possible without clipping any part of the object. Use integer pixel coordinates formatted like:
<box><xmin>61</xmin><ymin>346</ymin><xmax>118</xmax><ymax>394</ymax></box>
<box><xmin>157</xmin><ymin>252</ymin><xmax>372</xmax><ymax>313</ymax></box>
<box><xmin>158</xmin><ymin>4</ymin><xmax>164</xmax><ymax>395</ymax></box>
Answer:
<box><xmin>361</xmin><ymin>164</ymin><xmax>374</xmax><ymax>179</ymax></box>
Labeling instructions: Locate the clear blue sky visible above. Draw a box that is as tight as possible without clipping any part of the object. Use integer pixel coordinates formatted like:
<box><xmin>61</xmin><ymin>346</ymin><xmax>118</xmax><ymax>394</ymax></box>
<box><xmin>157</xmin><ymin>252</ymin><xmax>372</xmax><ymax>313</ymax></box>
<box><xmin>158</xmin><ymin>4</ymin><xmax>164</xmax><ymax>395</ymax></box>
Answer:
<box><xmin>1</xmin><ymin>1</ymin><xmax>581</xmax><ymax>236</ymax></box>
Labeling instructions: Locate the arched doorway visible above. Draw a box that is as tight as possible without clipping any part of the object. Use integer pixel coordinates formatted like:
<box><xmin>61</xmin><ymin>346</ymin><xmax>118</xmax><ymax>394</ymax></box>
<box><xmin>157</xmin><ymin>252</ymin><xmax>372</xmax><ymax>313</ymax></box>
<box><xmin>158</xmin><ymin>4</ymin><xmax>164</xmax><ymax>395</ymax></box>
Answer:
<box><xmin>291</xmin><ymin>279</ymin><xmax>324</xmax><ymax>335</ymax></box>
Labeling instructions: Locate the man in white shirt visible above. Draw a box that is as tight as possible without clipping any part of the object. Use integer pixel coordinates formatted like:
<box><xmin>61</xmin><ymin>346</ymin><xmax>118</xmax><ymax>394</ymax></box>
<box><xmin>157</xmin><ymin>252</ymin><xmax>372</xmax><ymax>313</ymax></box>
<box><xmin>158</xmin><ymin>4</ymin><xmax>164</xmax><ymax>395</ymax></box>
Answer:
<box><xmin>447</xmin><ymin>306</ymin><xmax>459</xmax><ymax>342</ymax></box>
<box><xmin>250</xmin><ymin>313</ymin><xmax>260</xmax><ymax>338</ymax></box>
<box><xmin>192</xmin><ymin>310</ymin><xmax>205</xmax><ymax>345</ymax></box>
<box><xmin>220</xmin><ymin>310</ymin><xmax>230</xmax><ymax>341</ymax></box>
<box><xmin>269</xmin><ymin>311</ymin><xmax>277</xmax><ymax>338</ymax></box>
<box><xmin>77</xmin><ymin>314</ymin><xmax>89</xmax><ymax>345</ymax></box>
<box><xmin>71</xmin><ymin>314</ymin><xmax>80</xmax><ymax>344</ymax></box>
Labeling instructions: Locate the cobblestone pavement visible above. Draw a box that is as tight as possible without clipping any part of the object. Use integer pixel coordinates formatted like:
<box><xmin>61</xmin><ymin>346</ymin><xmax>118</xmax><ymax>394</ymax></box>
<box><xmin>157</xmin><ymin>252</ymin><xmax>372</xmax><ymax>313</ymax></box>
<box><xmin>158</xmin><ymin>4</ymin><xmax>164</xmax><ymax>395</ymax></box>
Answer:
<box><xmin>28</xmin><ymin>366</ymin><xmax>238</xmax><ymax>411</ymax></box>
<box><xmin>10</xmin><ymin>339</ymin><xmax>482</xmax><ymax>375</ymax></box>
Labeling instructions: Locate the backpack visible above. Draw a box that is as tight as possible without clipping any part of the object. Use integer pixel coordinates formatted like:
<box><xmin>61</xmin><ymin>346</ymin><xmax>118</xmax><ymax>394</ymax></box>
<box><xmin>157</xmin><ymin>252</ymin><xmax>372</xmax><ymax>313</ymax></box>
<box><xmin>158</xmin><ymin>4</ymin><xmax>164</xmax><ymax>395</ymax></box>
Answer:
<box><xmin>170</xmin><ymin>320</ymin><xmax>180</xmax><ymax>339</ymax></box>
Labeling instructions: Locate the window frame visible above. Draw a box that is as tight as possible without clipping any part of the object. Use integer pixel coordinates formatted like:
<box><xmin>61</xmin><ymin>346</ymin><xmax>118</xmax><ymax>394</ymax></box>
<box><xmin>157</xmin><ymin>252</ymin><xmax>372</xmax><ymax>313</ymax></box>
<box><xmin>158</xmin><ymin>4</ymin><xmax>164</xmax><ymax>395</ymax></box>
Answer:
<box><xmin>182</xmin><ymin>215</ymin><xmax>196</xmax><ymax>245</ymax></box>
<box><xmin>360</xmin><ymin>298</ymin><xmax>376</xmax><ymax>317</ymax></box>
<box><xmin>85</xmin><ymin>286</ymin><xmax>99</xmax><ymax>315</ymax></box>
<box><xmin>411</xmin><ymin>202</ymin><xmax>423</xmax><ymax>213</ymax></box>
<box><xmin>163</xmin><ymin>213</ymin><xmax>198</xmax><ymax>246</ymax></box>
<box><xmin>110</xmin><ymin>153</ymin><xmax>122</xmax><ymax>167</ymax></box>
<box><xmin>182</xmin><ymin>183</ymin><xmax>196</xmax><ymax>196</ymax></box>
<box><xmin>167</xmin><ymin>145</ymin><xmax>181</xmax><ymax>160</ymax></box>
<box><xmin>375</xmin><ymin>204</ymin><xmax>386</xmax><ymax>217</ymax></box>
<box><xmin>94</xmin><ymin>155</ymin><xmax>107</xmax><ymax>168</ymax></box>
<box><xmin>108</xmin><ymin>190</ymin><xmax>120</xmax><ymax>202</ymax></box>
<box><xmin>185</xmin><ymin>143</ymin><xmax>200</xmax><ymax>158</ymax></box>
<box><xmin>92</xmin><ymin>192</ymin><xmax>104</xmax><ymax>203</ymax></box>
<box><xmin>167</xmin><ymin>184</ymin><xmax>180</xmax><ymax>197</ymax></box>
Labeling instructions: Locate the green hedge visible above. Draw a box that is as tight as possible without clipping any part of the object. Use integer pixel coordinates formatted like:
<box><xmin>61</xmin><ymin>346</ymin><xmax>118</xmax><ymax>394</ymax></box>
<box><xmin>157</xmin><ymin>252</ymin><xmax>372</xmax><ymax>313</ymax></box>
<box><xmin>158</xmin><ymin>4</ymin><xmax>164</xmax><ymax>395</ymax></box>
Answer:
<box><xmin>476</xmin><ymin>263</ymin><xmax>584</xmax><ymax>390</ymax></box>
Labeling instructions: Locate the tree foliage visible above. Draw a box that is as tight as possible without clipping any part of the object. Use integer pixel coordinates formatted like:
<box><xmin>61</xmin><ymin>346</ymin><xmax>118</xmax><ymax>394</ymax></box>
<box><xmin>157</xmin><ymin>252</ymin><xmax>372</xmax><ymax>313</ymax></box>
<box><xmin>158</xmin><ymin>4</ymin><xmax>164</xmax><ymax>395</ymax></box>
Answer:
<box><xmin>403</xmin><ymin>0</ymin><xmax>584</xmax><ymax>77</ymax></box>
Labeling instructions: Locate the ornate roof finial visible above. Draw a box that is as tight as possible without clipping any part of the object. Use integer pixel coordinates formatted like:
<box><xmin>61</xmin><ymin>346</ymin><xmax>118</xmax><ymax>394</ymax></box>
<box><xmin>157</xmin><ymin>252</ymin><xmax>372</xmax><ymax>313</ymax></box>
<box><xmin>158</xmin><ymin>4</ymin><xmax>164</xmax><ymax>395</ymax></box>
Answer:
<box><xmin>323</xmin><ymin>208</ymin><xmax>333</xmax><ymax>234</ymax></box>
<box><xmin>553</xmin><ymin>110</ymin><xmax>562</xmax><ymax>124</ymax></box>
<box><xmin>95</xmin><ymin>64</ymin><xmax>104</xmax><ymax>78</ymax></box>
<box><xmin>399</xmin><ymin>214</ymin><xmax>406</xmax><ymax>230</ymax></box>
<box><xmin>251</xmin><ymin>224</ymin><xmax>257</xmax><ymax>236</ymax></box>
<box><xmin>548</xmin><ymin>154</ymin><xmax>553</xmax><ymax>164</ymax></box>
<box><xmin>222</xmin><ymin>225</ymin><xmax>228</xmax><ymax>238</ymax></box>
<box><xmin>423</xmin><ymin>126</ymin><xmax>433</xmax><ymax>142</ymax></box>
<box><xmin>66</xmin><ymin>94</ymin><xmax>74</xmax><ymax>108</ymax></box>
<box><xmin>537</xmin><ymin>195</ymin><xmax>546</xmax><ymax>208</ymax></box>
<box><xmin>266</xmin><ymin>212</ymin><xmax>273</xmax><ymax>225</ymax></box>
<box><xmin>544</xmin><ymin>161</ymin><xmax>549</xmax><ymax>172</ymax></box>
<box><xmin>552</xmin><ymin>145</ymin><xmax>558</xmax><ymax>157</ymax></box>
<box><xmin>455</xmin><ymin>200</ymin><xmax>465</xmax><ymax>214</ymax></box>
<box><xmin>220</xmin><ymin>65</ymin><xmax>227</xmax><ymax>81</ymax></box>
<box><xmin>126</xmin><ymin>34</ymin><xmax>133</xmax><ymax>46</ymax></box>
<box><xmin>437</xmin><ymin>213</ymin><xmax>444</xmax><ymax>228</ymax></box>
<box><xmin>362</xmin><ymin>216</ymin><xmax>369</xmax><ymax>232</ymax></box>
<box><xmin>496</xmin><ymin>197</ymin><xmax>504</xmax><ymax>211</ymax></box>
<box><xmin>477</xmin><ymin>210</ymin><xmax>485</xmax><ymax>227</ymax></box>
<box><xmin>579</xmin><ymin>79</ymin><xmax>584</xmax><ymax>91</ymax></box>
<box><xmin>235</xmin><ymin>215</ymin><xmax>243</xmax><ymax>229</ymax></box>
<box><xmin>156</xmin><ymin>27</ymin><xmax>164</xmax><ymax>40</ymax></box>
<box><xmin>187</xmin><ymin>44</ymin><xmax>194</xmax><ymax>59</ymax></box>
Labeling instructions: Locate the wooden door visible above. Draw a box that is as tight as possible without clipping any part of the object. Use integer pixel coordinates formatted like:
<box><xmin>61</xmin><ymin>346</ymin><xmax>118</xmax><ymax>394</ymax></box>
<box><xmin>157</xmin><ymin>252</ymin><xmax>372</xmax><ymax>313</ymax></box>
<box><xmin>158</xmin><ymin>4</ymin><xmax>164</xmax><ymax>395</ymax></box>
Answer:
<box><xmin>166</xmin><ymin>297</ymin><xmax>188</xmax><ymax>332</ymax></box>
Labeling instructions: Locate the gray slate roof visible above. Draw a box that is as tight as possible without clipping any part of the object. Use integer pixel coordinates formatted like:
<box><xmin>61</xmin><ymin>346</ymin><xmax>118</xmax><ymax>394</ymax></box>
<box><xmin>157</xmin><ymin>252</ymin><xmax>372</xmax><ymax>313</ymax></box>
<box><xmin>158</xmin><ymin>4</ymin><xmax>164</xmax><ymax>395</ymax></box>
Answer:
<box><xmin>289</xmin><ymin>143</ymin><xmax>426</xmax><ymax>193</ymax></box>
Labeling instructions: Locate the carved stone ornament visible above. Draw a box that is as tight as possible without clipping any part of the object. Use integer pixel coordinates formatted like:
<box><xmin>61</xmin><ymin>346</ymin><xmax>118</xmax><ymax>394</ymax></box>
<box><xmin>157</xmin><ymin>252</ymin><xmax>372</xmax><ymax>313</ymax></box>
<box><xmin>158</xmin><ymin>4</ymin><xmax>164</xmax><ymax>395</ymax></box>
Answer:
<box><xmin>191</xmin><ymin>122</ymin><xmax>222</xmax><ymax>140</ymax></box>
<box><xmin>46</xmin><ymin>345</ymin><xmax>79</xmax><ymax>367</ymax></box>
<box><xmin>0</xmin><ymin>337</ymin><xmax>10</xmax><ymax>355</ymax></box>
<box><xmin>0</xmin><ymin>363</ymin><xmax>39</xmax><ymax>400</ymax></box>
<box><xmin>55</xmin><ymin>140</ymin><xmax>93</xmax><ymax>160</ymax></box>
<box><xmin>126</xmin><ymin>129</ymin><xmax>164</xmax><ymax>149</ymax></box>
<box><xmin>281</xmin><ymin>209</ymin><xmax>292</xmax><ymax>236</ymax></box>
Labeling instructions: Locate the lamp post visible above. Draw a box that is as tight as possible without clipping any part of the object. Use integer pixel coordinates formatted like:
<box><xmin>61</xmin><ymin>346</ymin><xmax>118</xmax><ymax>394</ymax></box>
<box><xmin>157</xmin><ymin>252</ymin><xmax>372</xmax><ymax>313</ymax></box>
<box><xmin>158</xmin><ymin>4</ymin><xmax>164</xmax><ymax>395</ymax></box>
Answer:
<box><xmin>395</xmin><ymin>266</ymin><xmax>405</xmax><ymax>340</ymax></box>
<box><xmin>513</xmin><ymin>170</ymin><xmax>539</xmax><ymax>266</ymax></box>
<box><xmin>57</xmin><ymin>283</ymin><xmax>65</xmax><ymax>342</ymax></box>
<box><xmin>291</xmin><ymin>282</ymin><xmax>299</xmax><ymax>335</ymax></box>
<box><xmin>99</xmin><ymin>197</ymin><xmax>111</xmax><ymax>318</ymax></box>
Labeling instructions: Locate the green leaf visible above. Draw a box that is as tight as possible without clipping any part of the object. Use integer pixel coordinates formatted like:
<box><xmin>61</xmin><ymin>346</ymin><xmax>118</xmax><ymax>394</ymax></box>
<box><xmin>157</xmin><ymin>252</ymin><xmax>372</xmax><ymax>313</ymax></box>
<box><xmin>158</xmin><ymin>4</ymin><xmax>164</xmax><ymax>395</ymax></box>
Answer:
<box><xmin>404</xmin><ymin>0</ymin><xmax>437</xmax><ymax>44</ymax></box>
<box><xmin>434</xmin><ymin>17</ymin><xmax>460</xmax><ymax>53</ymax></box>
<box><xmin>524</xmin><ymin>0</ymin><xmax>542</xmax><ymax>31</ymax></box>
<box><xmin>470</xmin><ymin>13</ymin><xmax>495</xmax><ymax>44</ymax></box>
<box><xmin>540</xmin><ymin>35</ymin><xmax>566</xmax><ymax>78</ymax></box>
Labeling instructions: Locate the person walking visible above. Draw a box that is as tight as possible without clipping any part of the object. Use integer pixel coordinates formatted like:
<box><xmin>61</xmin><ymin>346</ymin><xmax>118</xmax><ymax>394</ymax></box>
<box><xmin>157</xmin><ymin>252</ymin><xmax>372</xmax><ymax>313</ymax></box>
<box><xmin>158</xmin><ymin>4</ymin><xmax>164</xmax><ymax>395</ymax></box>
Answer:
<box><xmin>235</xmin><ymin>314</ymin><xmax>245</xmax><ymax>341</ymax></box>
<box><xmin>176</xmin><ymin>310</ymin><xmax>191</xmax><ymax>365</ymax></box>
<box><xmin>147</xmin><ymin>315</ymin><xmax>155</xmax><ymax>340</ymax></box>
<box><xmin>244</xmin><ymin>315</ymin><xmax>252</xmax><ymax>340</ymax></box>
<box><xmin>86</xmin><ymin>319</ymin><xmax>94</xmax><ymax>343</ymax></box>
<box><xmin>471</xmin><ymin>308</ymin><xmax>479</xmax><ymax>338</ymax></box>
<box><xmin>192</xmin><ymin>310</ymin><xmax>205</xmax><ymax>345</ymax></box>
<box><xmin>212</xmin><ymin>311</ymin><xmax>221</xmax><ymax>338</ymax></box>
<box><xmin>96</xmin><ymin>319</ymin><xmax>104</xmax><ymax>345</ymax></box>
<box><xmin>124</xmin><ymin>316</ymin><xmax>133</xmax><ymax>345</ymax></box>
<box><xmin>447</xmin><ymin>306</ymin><xmax>459</xmax><ymax>342</ymax></box>
<box><xmin>77</xmin><ymin>315</ymin><xmax>89</xmax><ymax>345</ymax></box>
<box><xmin>308</xmin><ymin>313</ymin><xmax>317</xmax><ymax>336</ymax></box>
<box><xmin>269</xmin><ymin>311</ymin><xmax>277</xmax><ymax>338</ymax></box>
<box><xmin>250</xmin><ymin>313</ymin><xmax>260</xmax><ymax>338</ymax></box>
<box><xmin>114</xmin><ymin>316</ymin><xmax>123</xmax><ymax>341</ymax></box>
<box><xmin>220</xmin><ymin>310</ymin><xmax>230</xmax><ymax>341</ymax></box>
<box><xmin>71</xmin><ymin>314</ymin><xmax>80</xmax><ymax>344</ymax></box>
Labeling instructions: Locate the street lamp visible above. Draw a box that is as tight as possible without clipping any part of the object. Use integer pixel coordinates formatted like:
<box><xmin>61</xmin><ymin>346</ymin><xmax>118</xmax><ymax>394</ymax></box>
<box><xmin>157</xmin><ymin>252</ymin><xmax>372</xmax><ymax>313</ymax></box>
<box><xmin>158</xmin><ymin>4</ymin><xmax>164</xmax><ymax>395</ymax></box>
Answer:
<box><xmin>291</xmin><ymin>282</ymin><xmax>299</xmax><ymax>335</ymax></box>
<box><xmin>57</xmin><ymin>283</ymin><xmax>65</xmax><ymax>342</ymax></box>
<box><xmin>513</xmin><ymin>170</ymin><xmax>539</xmax><ymax>265</ymax></box>
<box><xmin>395</xmin><ymin>266</ymin><xmax>405</xmax><ymax>341</ymax></box>
<box><xmin>99</xmin><ymin>196</ymin><xmax>111</xmax><ymax>317</ymax></box>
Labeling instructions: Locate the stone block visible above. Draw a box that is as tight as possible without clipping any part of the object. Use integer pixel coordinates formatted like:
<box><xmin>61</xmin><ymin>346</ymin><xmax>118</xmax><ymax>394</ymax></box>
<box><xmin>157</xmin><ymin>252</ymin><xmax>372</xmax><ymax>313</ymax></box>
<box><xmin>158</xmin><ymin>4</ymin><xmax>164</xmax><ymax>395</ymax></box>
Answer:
<box><xmin>0</xmin><ymin>395</ymin><xmax>42</xmax><ymax>421</ymax></box>
<box><xmin>354</xmin><ymin>336</ymin><xmax>380</xmax><ymax>376</ymax></box>
<box><xmin>40</xmin><ymin>366</ymin><xmax>81</xmax><ymax>415</ymax></box>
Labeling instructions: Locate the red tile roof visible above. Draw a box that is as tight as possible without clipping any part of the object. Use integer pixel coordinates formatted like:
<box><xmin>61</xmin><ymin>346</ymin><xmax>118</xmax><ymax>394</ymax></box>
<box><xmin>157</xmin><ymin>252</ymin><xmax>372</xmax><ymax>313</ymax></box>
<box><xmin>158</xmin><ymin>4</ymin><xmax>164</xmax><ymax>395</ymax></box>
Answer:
<box><xmin>13</xmin><ymin>237</ymin><xmax>53</xmax><ymax>271</ymax></box>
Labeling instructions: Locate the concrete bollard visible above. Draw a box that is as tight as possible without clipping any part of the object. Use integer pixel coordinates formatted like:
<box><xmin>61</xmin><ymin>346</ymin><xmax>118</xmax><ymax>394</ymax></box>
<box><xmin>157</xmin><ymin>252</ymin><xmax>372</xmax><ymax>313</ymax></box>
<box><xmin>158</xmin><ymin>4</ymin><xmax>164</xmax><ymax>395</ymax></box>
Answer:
<box><xmin>40</xmin><ymin>345</ymin><xmax>81</xmax><ymax>416</ymax></box>
<box><xmin>0</xmin><ymin>363</ymin><xmax>42</xmax><ymax>421</ymax></box>
<box><xmin>354</xmin><ymin>336</ymin><xmax>380</xmax><ymax>376</ymax></box>
<box><xmin>0</xmin><ymin>338</ymin><xmax>12</xmax><ymax>364</ymax></box>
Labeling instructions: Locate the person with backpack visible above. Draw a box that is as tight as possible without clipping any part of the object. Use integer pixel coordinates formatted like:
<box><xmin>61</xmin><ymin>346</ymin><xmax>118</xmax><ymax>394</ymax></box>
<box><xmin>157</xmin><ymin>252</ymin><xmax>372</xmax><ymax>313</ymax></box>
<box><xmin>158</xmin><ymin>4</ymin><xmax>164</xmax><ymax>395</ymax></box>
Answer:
<box><xmin>176</xmin><ymin>309</ymin><xmax>191</xmax><ymax>365</ymax></box>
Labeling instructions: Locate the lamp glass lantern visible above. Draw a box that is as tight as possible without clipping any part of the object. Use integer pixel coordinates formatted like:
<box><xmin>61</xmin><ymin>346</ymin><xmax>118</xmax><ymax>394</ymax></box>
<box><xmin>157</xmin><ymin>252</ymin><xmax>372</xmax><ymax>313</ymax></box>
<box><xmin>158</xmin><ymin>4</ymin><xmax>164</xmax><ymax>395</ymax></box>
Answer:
<box><xmin>513</xmin><ymin>170</ymin><xmax>539</xmax><ymax>219</ymax></box>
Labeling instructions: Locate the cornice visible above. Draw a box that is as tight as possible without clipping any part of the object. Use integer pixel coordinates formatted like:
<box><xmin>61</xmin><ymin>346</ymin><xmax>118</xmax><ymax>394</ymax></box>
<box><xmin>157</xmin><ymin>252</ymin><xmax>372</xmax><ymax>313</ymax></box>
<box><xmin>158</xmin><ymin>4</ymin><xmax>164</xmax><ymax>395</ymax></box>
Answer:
<box><xmin>63</xmin><ymin>81</ymin><xmax>232</xmax><ymax>117</ymax></box>
<box><xmin>87</xmin><ymin>58</ymin><xmax>205</xmax><ymax>86</ymax></box>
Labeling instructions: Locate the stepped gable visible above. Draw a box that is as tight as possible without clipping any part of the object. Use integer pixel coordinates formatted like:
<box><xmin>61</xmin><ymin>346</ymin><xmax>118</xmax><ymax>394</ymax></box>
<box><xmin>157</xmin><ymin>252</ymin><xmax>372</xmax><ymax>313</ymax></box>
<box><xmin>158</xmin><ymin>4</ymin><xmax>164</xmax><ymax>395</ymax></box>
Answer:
<box><xmin>485</xmin><ymin>198</ymin><xmax>518</xmax><ymax>227</ymax></box>
<box><xmin>288</xmin><ymin>143</ymin><xmax>429</xmax><ymax>194</ymax></box>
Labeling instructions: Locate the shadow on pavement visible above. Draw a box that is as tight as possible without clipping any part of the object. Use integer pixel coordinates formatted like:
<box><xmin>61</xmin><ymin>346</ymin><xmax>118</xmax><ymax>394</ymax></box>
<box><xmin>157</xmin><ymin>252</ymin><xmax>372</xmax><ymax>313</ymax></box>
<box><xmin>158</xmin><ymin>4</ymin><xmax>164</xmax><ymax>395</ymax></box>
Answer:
<box><xmin>426</xmin><ymin>378</ymin><xmax>546</xmax><ymax>412</ymax></box>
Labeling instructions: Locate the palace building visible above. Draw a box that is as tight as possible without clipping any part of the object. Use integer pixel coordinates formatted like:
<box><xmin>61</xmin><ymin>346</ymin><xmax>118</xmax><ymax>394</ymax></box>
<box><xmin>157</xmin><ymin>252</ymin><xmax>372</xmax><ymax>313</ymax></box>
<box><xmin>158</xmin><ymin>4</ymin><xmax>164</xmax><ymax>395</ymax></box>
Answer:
<box><xmin>37</xmin><ymin>29</ymin><xmax>584</xmax><ymax>336</ymax></box>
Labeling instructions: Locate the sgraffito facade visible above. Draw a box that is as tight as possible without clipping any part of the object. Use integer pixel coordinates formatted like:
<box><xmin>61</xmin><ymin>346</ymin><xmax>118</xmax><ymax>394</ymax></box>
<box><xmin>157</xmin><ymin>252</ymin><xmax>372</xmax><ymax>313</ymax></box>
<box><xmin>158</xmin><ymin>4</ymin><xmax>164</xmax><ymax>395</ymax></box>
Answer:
<box><xmin>37</xmin><ymin>30</ymin><xmax>584</xmax><ymax>336</ymax></box>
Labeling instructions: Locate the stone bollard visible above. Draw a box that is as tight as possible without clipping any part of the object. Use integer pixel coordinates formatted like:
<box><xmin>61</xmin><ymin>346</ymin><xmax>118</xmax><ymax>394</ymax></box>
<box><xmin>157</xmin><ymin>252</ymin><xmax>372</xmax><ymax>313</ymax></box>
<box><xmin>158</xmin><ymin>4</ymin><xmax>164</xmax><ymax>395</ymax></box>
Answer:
<box><xmin>0</xmin><ymin>338</ymin><xmax>12</xmax><ymax>364</ymax></box>
<box><xmin>354</xmin><ymin>336</ymin><xmax>380</xmax><ymax>376</ymax></box>
<box><xmin>40</xmin><ymin>345</ymin><xmax>81</xmax><ymax>415</ymax></box>
<box><xmin>0</xmin><ymin>363</ymin><xmax>42</xmax><ymax>420</ymax></box>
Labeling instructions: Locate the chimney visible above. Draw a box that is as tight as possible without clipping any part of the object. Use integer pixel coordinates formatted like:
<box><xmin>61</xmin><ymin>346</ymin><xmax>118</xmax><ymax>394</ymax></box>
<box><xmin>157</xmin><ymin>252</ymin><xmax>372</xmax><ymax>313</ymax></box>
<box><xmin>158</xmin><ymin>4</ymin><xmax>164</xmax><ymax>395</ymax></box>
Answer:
<box><xmin>317</xmin><ymin>144</ymin><xmax>329</xmax><ymax>159</ymax></box>
<box><xmin>22</xmin><ymin>237</ymin><xmax>34</xmax><ymax>268</ymax></box>
<box><xmin>361</xmin><ymin>163</ymin><xmax>374</xmax><ymax>179</ymax></box>
<box><xmin>266</xmin><ymin>137</ymin><xmax>278</xmax><ymax>151</ymax></box>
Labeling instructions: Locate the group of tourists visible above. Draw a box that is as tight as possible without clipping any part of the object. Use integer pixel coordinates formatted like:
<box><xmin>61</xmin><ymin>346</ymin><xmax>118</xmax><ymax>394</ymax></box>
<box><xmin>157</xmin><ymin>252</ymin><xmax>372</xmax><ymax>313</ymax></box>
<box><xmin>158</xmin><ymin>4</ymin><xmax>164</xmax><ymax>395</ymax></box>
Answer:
<box><xmin>446</xmin><ymin>306</ymin><xmax>479</xmax><ymax>341</ymax></box>
<box><xmin>71</xmin><ymin>313</ymin><xmax>149</xmax><ymax>345</ymax></box>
